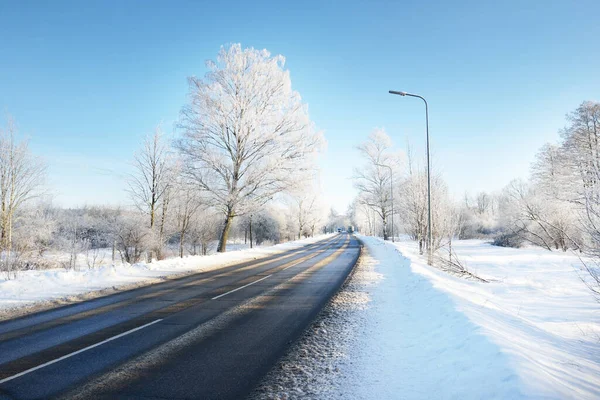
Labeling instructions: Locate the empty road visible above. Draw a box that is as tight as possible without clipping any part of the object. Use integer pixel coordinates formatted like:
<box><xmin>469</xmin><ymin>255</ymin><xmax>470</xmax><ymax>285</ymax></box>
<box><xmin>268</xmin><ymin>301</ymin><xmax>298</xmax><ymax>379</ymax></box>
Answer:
<box><xmin>0</xmin><ymin>233</ymin><xmax>360</xmax><ymax>400</ymax></box>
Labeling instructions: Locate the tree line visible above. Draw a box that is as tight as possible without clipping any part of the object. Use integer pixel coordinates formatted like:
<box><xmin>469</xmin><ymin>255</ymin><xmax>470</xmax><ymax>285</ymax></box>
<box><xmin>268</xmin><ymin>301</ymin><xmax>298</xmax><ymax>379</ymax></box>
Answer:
<box><xmin>0</xmin><ymin>44</ymin><xmax>329</xmax><ymax>279</ymax></box>
<box><xmin>349</xmin><ymin>101</ymin><xmax>600</xmax><ymax>287</ymax></box>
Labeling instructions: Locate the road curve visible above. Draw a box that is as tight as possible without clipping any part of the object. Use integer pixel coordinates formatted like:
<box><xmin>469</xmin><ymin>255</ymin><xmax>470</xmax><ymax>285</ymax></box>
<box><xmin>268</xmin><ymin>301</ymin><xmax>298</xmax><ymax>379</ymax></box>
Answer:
<box><xmin>0</xmin><ymin>233</ymin><xmax>361</xmax><ymax>400</ymax></box>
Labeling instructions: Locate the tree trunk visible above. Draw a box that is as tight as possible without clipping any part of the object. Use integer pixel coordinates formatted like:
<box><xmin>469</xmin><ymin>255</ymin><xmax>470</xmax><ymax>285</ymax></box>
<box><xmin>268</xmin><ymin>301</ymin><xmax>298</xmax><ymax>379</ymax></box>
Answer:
<box><xmin>382</xmin><ymin>214</ymin><xmax>388</xmax><ymax>241</ymax></box>
<box><xmin>157</xmin><ymin>196</ymin><xmax>169</xmax><ymax>260</ymax></box>
<box><xmin>179</xmin><ymin>230</ymin><xmax>185</xmax><ymax>258</ymax></box>
<box><xmin>217</xmin><ymin>211</ymin><xmax>234</xmax><ymax>253</ymax></box>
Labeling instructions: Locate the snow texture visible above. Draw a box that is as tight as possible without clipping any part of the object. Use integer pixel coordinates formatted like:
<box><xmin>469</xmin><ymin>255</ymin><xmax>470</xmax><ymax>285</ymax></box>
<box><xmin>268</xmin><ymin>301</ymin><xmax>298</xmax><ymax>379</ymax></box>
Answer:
<box><xmin>0</xmin><ymin>234</ymin><xmax>334</xmax><ymax>319</ymax></box>
<box><xmin>253</xmin><ymin>236</ymin><xmax>600</xmax><ymax>399</ymax></box>
<box><xmin>394</xmin><ymin>238</ymin><xmax>600</xmax><ymax>399</ymax></box>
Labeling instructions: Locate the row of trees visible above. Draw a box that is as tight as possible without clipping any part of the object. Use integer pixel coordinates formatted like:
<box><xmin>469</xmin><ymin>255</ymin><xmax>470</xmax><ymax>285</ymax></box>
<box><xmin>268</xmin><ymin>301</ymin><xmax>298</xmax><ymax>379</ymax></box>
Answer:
<box><xmin>1</xmin><ymin>44</ymin><xmax>329</xmax><ymax>278</ymax></box>
<box><xmin>496</xmin><ymin>103</ymin><xmax>600</xmax><ymax>251</ymax></box>
<box><xmin>496</xmin><ymin>102</ymin><xmax>600</xmax><ymax>291</ymax></box>
<box><xmin>351</xmin><ymin>129</ymin><xmax>458</xmax><ymax>257</ymax></box>
<box><xmin>350</xmin><ymin>102</ymin><xmax>600</xmax><ymax>288</ymax></box>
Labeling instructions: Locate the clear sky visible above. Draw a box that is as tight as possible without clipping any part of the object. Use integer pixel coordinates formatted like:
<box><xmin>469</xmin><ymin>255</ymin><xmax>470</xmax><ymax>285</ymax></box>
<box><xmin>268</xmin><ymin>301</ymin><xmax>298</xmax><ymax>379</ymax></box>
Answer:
<box><xmin>1</xmin><ymin>0</ymin><xmax>599</xmax><ymax>212</ymax></box>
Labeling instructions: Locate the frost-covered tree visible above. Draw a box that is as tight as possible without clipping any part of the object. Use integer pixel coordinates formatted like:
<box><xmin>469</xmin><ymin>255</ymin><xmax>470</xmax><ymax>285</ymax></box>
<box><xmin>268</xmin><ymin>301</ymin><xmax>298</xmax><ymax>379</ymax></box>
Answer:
<box><xmin>250</xmin><ymin>209</ymin><xmax>282</xmax><ymax>245</ymax></box>
<box><xmin>173</xmin><ymin>180</ymin><xmax>203</xmax><ymax>258</ymax></box>
<box><xmin>113</xmin><ymin>212</ymin><xmax>149</xmax><ymax>264</ymax></box>
<box><xmin>456</xmin><ymin>191</ymin><xmax>501</xmax><ymax>239</ymax></box>
<box><xmin>561</xmin><ymin>102</ymin><xmax>600</xmax><ymax>201</ymax></box>
<box><xmin>0</xmin><ymin>117</ymin><xmax>46</xmax><ymax>277</ymax></box>
<box><xmin>353</xmin><ymin>129</ymin><xmax>401</xmax><ymax>240</ymax></box>
<box><xmin>498</xmin><ymin>179</ymin><xmax>579</xmax><ymax>251</ymax></box>
<box><xmin>128</xmin><ymin>128</ymin><xmax>173</xmax><ymax>259</ymax></box>
<box><xmin>398</xmin><ymin>166</ymin><xmax>456</xmax><ymax>254</ymax></box>
<box><xmin>178</xmin><ymin>44</ymin><xmax>322</xmax><ymax>252</ymax></box>
<box><xmin>186</xmin><ymin>209</ymin><xmax>220</xmax><ymax>256</ymax></box>
<box><xmin>288</xmin><ymin>180</ymin><xmax>326</xmax><ymax>239</ymax></box>
<box><xmin>494</xmin><ymin>102</ymin><xmax>598</xmax><ymax>252</ymax></box>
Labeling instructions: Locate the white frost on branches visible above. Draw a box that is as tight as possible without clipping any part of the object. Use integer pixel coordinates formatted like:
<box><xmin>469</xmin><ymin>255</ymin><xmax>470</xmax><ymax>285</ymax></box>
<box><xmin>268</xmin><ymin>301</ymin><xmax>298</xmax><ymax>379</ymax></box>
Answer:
<box><xmin>178</xmin><ymin>44</ymin><xmax>323</xmax><ymax>252</ymax></box>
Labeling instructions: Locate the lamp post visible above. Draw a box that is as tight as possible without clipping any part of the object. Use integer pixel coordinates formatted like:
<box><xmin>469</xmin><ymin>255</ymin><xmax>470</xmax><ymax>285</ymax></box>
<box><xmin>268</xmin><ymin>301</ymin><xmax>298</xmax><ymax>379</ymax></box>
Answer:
<box><xmin>375</xmin><ymin>163</ymin><xmax>394</xmax><ymax>243</ymax></box>
<box><xmin>389</xmin><ymin>90</ymin><xmax>433</xmax><ymax>265</ymax></box>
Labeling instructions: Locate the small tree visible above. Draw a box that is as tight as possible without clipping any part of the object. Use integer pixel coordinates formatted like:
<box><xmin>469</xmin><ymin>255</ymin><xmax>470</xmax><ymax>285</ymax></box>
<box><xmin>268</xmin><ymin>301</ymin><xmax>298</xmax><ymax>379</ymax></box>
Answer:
<box><xmin>173</xmin><ymin>181</ymin><xmax>202</xmax><ymax>258</ymax></box>
<box><xmin>114</xmin><ymin>213</ymin><xmax>149</xmax><ymax>264</ymax></box>
<box><xmin>187</xmin><ymin>210</ymin><xmax>220</xmax><ymax>255</ymax></box>
<box><xmin>128</xmin><ymin>127</ymin><xmax>173</xmax><ymax>260</ymax></box>
<box><xmin>353</xmin><ymin>128</ymin><xmax>401</xmax><ymax>240</ymax></box>
<box><xmin>0</xmin><ymin>117</ymin><xmax>46</xmax><ymax>277</ymax></box>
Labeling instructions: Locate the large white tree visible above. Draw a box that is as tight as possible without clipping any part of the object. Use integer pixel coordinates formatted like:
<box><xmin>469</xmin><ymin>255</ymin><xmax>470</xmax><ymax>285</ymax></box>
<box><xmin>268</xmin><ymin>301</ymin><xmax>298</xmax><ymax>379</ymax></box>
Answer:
<box><xmin>178</xmin><ymin>44</ymin><xmax>322</xmax><ymax>252</ymax></box>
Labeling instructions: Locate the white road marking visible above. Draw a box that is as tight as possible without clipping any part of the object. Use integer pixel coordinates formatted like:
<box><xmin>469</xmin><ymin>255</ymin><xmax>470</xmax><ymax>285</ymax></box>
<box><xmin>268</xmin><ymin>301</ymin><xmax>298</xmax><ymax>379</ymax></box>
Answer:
<box><xmin>211</xmin><ymin>274</ymin><xmax>273</xmax><ymax>300</ymax></box>
<box><xmin>0</xmin><ymin>319</ymin><xmax>163</xmax><ymax>385</ymax></box>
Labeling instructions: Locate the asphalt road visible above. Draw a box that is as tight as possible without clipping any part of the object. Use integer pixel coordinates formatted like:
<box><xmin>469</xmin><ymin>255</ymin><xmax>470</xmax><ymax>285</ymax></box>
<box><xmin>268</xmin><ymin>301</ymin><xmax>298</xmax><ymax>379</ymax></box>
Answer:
<box><xmin>0</xmin><ymin>233</ymin><xmax>361</xmax><ymax>400</ymax></box>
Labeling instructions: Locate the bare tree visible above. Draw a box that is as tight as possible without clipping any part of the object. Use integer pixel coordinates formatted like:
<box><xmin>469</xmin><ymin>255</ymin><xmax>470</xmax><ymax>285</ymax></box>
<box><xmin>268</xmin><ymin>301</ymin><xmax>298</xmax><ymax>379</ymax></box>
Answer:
<box><xmin>113</xmin><ymin>213</ymin><xmax>149</xmax><ymax>264</ymax></box>
<box><xmin>173</xmin><ymin>180</ymin><xmax>203</xmax><ymax>258</ymax></box>
<box><xmin>128</xmin><ymin>127</ymin><xmax>173</xmax><ymax>260</ymax></box>
<box><xmin>177</xmin><ymin>44</ymin><xmax>322</xmax><ymax>252</ymax></box>
<box><xmin>187</xmin><ymin>210</ymin><xmax>220</xmax><ymax>256</ymax></box>
<box><xmin>476</xmin><ymin>192</ymin><xmax>490</xmax><ymax>215</ymax></box>
<box><xmin>353</xmin><ymin>129</ymin><xmax>400</xmax><ymax>240</ymax></box>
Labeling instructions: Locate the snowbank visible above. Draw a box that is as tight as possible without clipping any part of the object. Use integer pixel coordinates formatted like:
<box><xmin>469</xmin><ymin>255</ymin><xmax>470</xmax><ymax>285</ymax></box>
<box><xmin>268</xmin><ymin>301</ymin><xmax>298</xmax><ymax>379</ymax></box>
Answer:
<box><xmin>394</xmin><ymin>238</ymin><xmax>600</xmax><ymax>399</ymax></box>
<box><xmin>0</xmin><ymin>234</ymin><xmax>334</xmax><ymax>317</ymax></box>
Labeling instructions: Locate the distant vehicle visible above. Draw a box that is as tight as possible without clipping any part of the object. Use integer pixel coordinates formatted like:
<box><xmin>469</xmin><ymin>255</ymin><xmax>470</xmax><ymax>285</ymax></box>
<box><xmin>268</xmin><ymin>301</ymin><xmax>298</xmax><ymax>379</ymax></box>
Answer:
<box><xmin>337</xmin><ymin>228</ymin><xmax>342</xmax><ymax>233</ymax></box>
<box><xmin>348</xmin><ymin>225</ymin><xmax>355</xmax><ymax>233</ymax></box>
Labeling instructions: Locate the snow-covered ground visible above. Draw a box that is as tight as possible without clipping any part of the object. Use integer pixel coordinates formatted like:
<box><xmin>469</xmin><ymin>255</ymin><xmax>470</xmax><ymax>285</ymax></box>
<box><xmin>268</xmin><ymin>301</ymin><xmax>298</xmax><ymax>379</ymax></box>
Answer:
<box><xmin>332</xmin><ymin>237</ymin><xmax>524</xmax><ymax>399</ymax></box>
<box><xmin>0</xmin><ymin>234</ymin><xmax>333</xmax><ymax>318</ymax></box>
<box><xmin>254</xmin><ymin>236</ymin><xmax>600</xmax><ymax>399</ymax></box>
<box><xmin>394</xmin><ymin>238</ymin><xmax>600</xmax><ymax>399</ymax></box>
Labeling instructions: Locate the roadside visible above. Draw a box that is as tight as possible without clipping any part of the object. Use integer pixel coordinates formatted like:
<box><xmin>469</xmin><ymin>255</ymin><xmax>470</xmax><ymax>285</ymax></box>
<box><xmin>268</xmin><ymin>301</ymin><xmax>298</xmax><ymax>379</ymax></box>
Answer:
<box><xmin>0</xmin><ymin>234</ymin><xmax>334</xmax><ymax>321</ymax></box>
<box><xmin>249</xmin><ymin>236</ymin><xmax>381</xmax><ymax>400</ymax></box>
<box><xmin>253</xmin><ymin>236</ymin><xmax>582</xmax><ymax>399</ymax></box>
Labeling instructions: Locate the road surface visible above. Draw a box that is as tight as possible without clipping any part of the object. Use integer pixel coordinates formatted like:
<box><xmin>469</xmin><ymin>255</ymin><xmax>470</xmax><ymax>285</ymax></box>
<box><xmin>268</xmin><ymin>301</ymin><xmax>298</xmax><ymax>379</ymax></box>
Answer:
<box><xmin>0</xmin><ymin>233</ymin><xmax>360</xmax><ymax>400</ymax></box>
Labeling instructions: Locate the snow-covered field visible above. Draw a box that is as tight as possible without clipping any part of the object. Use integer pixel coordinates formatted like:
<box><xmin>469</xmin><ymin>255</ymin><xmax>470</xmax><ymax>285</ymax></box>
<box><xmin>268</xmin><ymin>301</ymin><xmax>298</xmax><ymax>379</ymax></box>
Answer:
<box><xmin>0</xmin><ymin>234</ymin><xmax>333</xmax><ymax>318</ymax></box>
<box><xmin>394</xmin><ymin>238</ymin><xmax>600</xmax><ymax>399</ymax></box>
<box><xmin>254</xmin><ymin>236</ymin><xmax>600</xmax><ymax>399</ymax></box>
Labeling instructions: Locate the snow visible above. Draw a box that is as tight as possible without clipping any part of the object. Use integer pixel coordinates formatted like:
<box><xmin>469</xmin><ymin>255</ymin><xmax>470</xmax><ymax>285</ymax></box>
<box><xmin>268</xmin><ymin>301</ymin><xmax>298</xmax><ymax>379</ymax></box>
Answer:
<box><xmin>333</xmin><ymin>237</ymin><xmax>523</xmax><ymax>399</ymax></box>
<box><xmin>393</xmin><ymin>238</ymin><xmax>600</xmax><ymax>399</ymax></box>
<box><xmin>254</xmin><ymin>236</ymin><xmax>600</xmax><ymax>399</ymax></box>
<box><xmin>0</xmin><ymin>234</ymin><xmax>334</xmax><ymax>316</ymax></box>
<box><xmin>4</xmin><ymin>232</ymin><xmax>599</xmax><ymax>398</ymax></box>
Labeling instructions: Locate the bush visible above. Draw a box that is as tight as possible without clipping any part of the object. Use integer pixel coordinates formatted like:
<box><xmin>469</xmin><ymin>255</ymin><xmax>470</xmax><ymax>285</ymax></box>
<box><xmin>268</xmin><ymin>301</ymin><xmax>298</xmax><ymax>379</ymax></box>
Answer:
<box><xmin>492</xmin><ymin>232</ymin><xmax>523</xmax><ymax>248</ymax></box>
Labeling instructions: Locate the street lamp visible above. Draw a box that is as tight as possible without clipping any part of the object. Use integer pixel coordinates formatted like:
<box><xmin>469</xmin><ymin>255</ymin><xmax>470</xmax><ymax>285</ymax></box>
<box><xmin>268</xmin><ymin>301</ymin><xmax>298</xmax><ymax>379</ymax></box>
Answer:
<box><xmin>375</xmin><ymin>163</ymin><xmax>394</xmax><ymax>243</ymax></box>
<box><xmin>389</xmin><ymin>90</ymin><xmax>433</xmax><ymax>265</ymax></box>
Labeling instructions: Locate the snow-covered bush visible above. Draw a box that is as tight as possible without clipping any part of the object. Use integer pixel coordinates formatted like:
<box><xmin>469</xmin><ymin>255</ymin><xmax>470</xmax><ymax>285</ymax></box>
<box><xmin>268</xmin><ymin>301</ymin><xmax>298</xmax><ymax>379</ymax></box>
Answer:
<box><xmin>113</xmin><ymin>213</ymin><xmax>151</xmax><ymax>264</ymax></box>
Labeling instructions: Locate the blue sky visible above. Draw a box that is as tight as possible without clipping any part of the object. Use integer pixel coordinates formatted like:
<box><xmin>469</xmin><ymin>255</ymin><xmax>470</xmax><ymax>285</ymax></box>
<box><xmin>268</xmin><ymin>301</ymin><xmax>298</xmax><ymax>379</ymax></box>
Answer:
<box><xmin>1</xmin><ymin>0</ymin><xmax>599</xmax><ymax>212</ymax></box>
